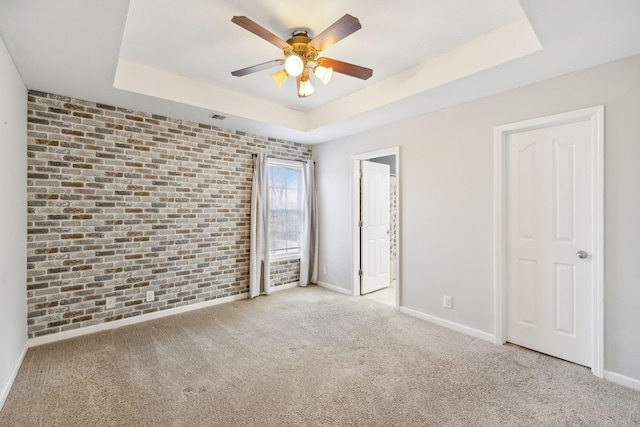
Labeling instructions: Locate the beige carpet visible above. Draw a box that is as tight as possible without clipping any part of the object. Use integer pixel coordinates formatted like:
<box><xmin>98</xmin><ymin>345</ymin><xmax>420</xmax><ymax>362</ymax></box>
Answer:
<box><xmin>2</xmin><ymin>285</ymin><xmax>639</xmax><ymax>426</ymax></box>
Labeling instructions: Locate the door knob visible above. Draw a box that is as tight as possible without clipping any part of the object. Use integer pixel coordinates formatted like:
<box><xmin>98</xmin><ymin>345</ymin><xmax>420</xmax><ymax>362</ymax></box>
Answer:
<box><xmin>576</xmin><ymin>250</ymin><xmax>588</xmax><ymax>259</ymax></box>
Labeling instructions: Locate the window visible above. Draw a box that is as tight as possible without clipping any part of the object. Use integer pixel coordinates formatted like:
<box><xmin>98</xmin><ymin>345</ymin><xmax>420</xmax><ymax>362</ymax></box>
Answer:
<box><xmin>268</xmin><ymin>159</ymin><xmax>303</xmax><ymax>258</ymax></box>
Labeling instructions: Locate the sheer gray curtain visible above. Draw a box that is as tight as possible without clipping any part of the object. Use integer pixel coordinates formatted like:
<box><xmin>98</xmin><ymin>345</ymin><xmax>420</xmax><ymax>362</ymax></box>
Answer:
<box><xmin>249</xmin><ymin>153</ymin><xmax>270</xmax><ymax>298</ymax></box>
<box><xmin>299</xmin><ymin>159</ymin><xmax>318</xmax><ymax>286</ymax></box>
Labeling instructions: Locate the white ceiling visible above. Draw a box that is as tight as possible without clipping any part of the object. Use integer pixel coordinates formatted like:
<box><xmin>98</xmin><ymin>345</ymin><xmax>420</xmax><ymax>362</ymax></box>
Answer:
<box><xmin>120</xmin><ymin>0</ymin><xmax>524</xmax><ymax>111</ymax></box>
<box><xmin>1</xmin><ymin>0</ymin><xmax>639</xmax><ymax>144</ymax></box>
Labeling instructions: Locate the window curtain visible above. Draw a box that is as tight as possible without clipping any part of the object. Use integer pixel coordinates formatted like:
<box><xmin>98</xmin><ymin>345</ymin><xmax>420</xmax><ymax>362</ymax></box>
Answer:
<box><xmin>249</xmin><ymin>153</ymin><xmax>270</xmax><ymax>298</ymax></box>
<box><xmin>299</xmin><ymin>159</ymin><xmax>318</xmax><ymax>286</ymax></box>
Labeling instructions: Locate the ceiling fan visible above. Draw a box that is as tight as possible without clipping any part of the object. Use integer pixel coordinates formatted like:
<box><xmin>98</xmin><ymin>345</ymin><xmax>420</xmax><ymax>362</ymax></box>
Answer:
<box><xmin>230</xmin><ymin>14</ymin><xmax>373</xmax><ymax>98</ymax></box>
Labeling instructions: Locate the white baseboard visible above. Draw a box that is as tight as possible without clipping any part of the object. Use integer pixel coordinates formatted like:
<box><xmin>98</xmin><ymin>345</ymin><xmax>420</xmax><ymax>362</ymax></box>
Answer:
<box><xmin>317</xmin><ymin>281</ymin><xmax>352</xmax><ymax>295</ymax></box>
<box><xmin>604</xmin><ymin>370</ymin><xmax>640</xmax><ymax>392</ymax></box>
<box><xmin>270</xmin><ymin>281</ymin><xmax>299</xmax><ymax>292</ymax></box>
<box><xmin>0</xmin><ymin>341</ymin><xmax>28</xmax><ymax>411</ymax></box>
<box><xmin>399</xmin><ymin>306</ymin><xmax>495</xmax><ymax>343</ymax></box>
<box><xmin>29</xmin><ymin>292</ymin><xmax>249</xmax><ymax>348</ymax></box>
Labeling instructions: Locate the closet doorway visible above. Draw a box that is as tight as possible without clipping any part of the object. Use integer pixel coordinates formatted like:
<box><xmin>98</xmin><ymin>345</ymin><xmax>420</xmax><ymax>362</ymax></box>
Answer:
<box><xmin>352</xmin><ymin>148</ymin><xmax>400</xmax><ymax>309</ymax></box>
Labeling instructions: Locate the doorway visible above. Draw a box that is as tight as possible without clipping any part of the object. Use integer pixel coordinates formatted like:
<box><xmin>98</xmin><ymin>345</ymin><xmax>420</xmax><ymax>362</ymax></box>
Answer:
<box><xmin>352</xmin><ymin>147</ymin><xmax>400</xmax><ymax>309</ymax></box>
<box><xmin>494</xmin><ymin>106</ymin><xmax>604</xmax><ymax>376</ymax></box>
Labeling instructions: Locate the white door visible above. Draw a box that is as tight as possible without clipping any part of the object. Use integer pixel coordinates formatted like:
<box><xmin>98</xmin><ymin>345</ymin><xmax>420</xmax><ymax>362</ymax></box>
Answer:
<box><xmin>360</xmin><ymin>161</ymin><xmax>390</xmax><ymax>294</ymax></box>
<box><xmin>506</xmin><ymin>120</ymin><xmax>593</xmax><ymax>367</ymax></box>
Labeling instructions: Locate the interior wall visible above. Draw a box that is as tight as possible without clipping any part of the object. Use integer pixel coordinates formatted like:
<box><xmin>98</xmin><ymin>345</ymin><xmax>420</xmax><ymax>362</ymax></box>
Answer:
<box><xmin>313</xmin><ymin>54</ymin><xmax>640</xmax><ymax>381</ymax></box>
<box><xmin>0</xmin><ymin>35</ymin><xmax>28</xmax><ymax>407</ymax></box>
<box><xmin>26</xmin><ymin>92</ymin><xmax>310</xmax><ymax>339</ymax></box>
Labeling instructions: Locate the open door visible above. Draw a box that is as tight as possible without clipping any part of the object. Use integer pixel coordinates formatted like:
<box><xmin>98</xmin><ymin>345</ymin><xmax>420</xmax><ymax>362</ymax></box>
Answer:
<box><xmin>360</xmin><ymin>160</ymin><xmax>390</xmax><ymax>294</ymax></box>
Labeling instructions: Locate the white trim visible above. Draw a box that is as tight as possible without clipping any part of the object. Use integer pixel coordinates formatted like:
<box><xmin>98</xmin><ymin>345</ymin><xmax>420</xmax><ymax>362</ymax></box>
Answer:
<box><xmin>604</xmin><ymin>371</ymin><xmax>640</xmax><ymax>392</ymax></box>
<box><xmin>351</xmin><ymin>146</ymin><xmax>401</xmax><ymax>310</ymax></box>
<box><xmin>29</xmin><ymin>292</ymin><xmax>248</xmax><ymax>347</ymax></box>
<box><xmin>317</xmin><ymin>281</ymin><xmax>352</xmax><ymax>295</ymax></box>
<box><xmin>270</xmin><ymin>281</ymin><xmax>299</xmax><ymax>292</ymax></box>
<box><xmin>0</xmin><ymin>341</ymin><xmax>28</xmax><ymax>411</ymax></box>
<box><xmin>591</xmin><ymin>106</ymin><xmax>605</xmax><ymax>378</ymax></box>
<box><xmin>352</xmin><ymin>159</ymin><xmax>361</xmax><ymax>297</ymax></box>
<box><xmin>270</xmin><ymin>253</ymin><xmax>301</xmax><ymax>262</ymax></box>
<box><xmin>493</xmin><ymin>123</ymin><xmax>507</xmax><ymax>345</ymax></box>
<box><xmin>267</xmin><ymin>157</ymin><xmax>304</xmax><ymax>168</ymax></box>
<box><xmin>400</xmin><ymin>306</ymin><xmax>495</xmax><ymax>343</ymax></box>
<box><xmin>493</xmin><ymin>105</ymin><xmax>605</xmax><ymax>377</ymax></box>
<box><xmin>352</xmin><ymin>147</ymin><xmax>400</xmax><ymax>161</ymax></box>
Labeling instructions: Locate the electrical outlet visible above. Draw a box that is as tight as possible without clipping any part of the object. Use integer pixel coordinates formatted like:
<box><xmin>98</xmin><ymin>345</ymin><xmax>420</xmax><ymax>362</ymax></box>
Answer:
<box><xmin>443</xmin><ymin>295</ymin><xmax>453</xmax><ymax>309</ymax></box>
<box><xmin>105</xmin><ymin>296</ymin><xmax>116</xmax><ymax>310</ymax></box>
<box><xmin>146</xmin><ymin>290</ymin><xmax>154</xmax><ymax>302</ymax></box>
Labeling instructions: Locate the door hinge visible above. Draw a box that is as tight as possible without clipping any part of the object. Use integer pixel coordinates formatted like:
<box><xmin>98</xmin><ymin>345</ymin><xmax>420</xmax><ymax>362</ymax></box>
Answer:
<box><xmin>358</xmin><ymin>220</ymin><xmax>363</xmax><ymax>227</ymax></box>
<box><xmin>358</xmin><ymin>269</ymin><xmax>363</xmax><ymax>277</ymax></box>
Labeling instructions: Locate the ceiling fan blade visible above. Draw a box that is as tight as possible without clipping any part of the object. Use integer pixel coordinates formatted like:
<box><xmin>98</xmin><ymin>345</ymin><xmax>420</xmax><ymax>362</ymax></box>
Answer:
<box><xmin>231</xmin><ymin>60</ymin><xmax>282</xmax><ymax>77</ymax></box>
<box><xmin>231</xmin><ymin>16</ymin><xmax>290</xmax><ymax>50</ymax></box>
<box><xmin>310</xmin><ymin>14</ymin><xmax>361</xmax><ymax>51</ymax></box>
<box><xmin>318</xmin><ymin>58</ymin><xmax>373</xmax><ymax>80</ymax></box>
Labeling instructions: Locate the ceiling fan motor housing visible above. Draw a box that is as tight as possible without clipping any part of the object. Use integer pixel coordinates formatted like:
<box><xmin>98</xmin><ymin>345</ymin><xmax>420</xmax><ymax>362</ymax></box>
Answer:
<box><xmin>285</xmin><ymin>31</ymin><xmax>318</xmax><ymax>63</ymax></box>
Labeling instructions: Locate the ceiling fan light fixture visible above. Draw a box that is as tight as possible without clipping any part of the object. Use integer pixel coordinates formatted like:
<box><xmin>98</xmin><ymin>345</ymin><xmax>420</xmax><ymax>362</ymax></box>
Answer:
<box><xmin>271</xmin><ymin>69</ymin><xmax>289</xmax><ymax>88</ymax></box>
<box><xmin>314</xmin><ymin>65</ymin><xmax>333</xmax><ymax>85</ymax></box>
<box><xmin>230</xmin><ymin>15</ymin><xmax>373</xmax><ymax>98</ymax></box>
<box><xmin>298</xmin><ymin>77</ymin><xmax>314</xmax><ymax>97</ymax></box>
<box><xmin>284</xmin><ymin>55</ymin><xmax>304</xmax><ymax>77</ymax></box>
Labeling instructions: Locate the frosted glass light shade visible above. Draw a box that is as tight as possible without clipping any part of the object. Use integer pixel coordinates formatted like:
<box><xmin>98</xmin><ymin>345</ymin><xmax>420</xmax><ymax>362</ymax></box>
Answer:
<box><xmin>271</xmin><ymin>69</ymin><xmax>289</xmax><ymax>88</ymax></box>
<box><xmin>298</xmin><ymin>77</ymin><xmax>314</xmax><ymax>97</ymax></box>
<box><xmin>314</xmin><ymin>66</ymin><xmax>333</xmax><ymax>85</ymax></box>
<box><xmin>284</xmin><ymin>55</ymin><xmax>304</xmax><ymax>77</ymax></box>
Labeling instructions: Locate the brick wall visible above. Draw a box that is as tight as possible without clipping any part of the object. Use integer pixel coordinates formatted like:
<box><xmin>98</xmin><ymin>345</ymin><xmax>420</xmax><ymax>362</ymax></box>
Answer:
<box><xmin>270</xmin><ymin>258</ymin><xmax>301</xmax><ymax>288</ymax></box>
<box><xmin>26</xmin><ymin>91</ymin><xmax>311</xmax><ymax>338</ymax></box>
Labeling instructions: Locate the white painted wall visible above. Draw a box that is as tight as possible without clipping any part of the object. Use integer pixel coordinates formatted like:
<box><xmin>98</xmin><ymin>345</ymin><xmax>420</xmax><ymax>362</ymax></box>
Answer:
<box><xmin>313</xmin><ymin>54</ymin><xmax>640</xmax><ymax>382</ymax></box>
<box><xmin>0</xmin><ymin>35</ymin><xmax>28</xmax><ymax>408</ymax></box>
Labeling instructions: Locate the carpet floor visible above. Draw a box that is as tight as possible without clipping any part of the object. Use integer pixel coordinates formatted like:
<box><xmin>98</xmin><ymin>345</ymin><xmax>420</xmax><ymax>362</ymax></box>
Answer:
<box><xmin>1</xmin><ymin>285</ymin><xmax>639</xmax><ymax>426</ymax></box>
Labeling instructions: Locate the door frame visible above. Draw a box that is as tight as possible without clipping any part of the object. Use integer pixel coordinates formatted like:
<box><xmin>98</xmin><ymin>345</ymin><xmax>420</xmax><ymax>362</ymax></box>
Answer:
<box><xmin>493</xmin><ymin>106</ymin><xmax>604</xmax><ymax>377</ymax></box>
<box><xmin>352</xmin><ymin>147</ymin><xmax>400</xmax><ymax>309</ymax></box>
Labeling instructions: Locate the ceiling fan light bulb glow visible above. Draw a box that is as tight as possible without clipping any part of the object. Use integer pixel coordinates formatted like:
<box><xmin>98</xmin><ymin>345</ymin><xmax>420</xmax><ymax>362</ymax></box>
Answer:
<box><xmin>271</xmin><ymin>69</ymin><xmax>289</xmax><ymax>88</ymax></box>
<box><xmin>314</xmin><ymin>66</ymin><xmax>333</xmax><ymax>85</ymax></box>
<box><xmin>284</xmin><ymin>55</ymin><xmax>304</xmax><ymax>77</ymax></box>
<box><xmin>299</xmin><ymin>78</ymin><xmax>314</xmax><ymax>97</ymax></box>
